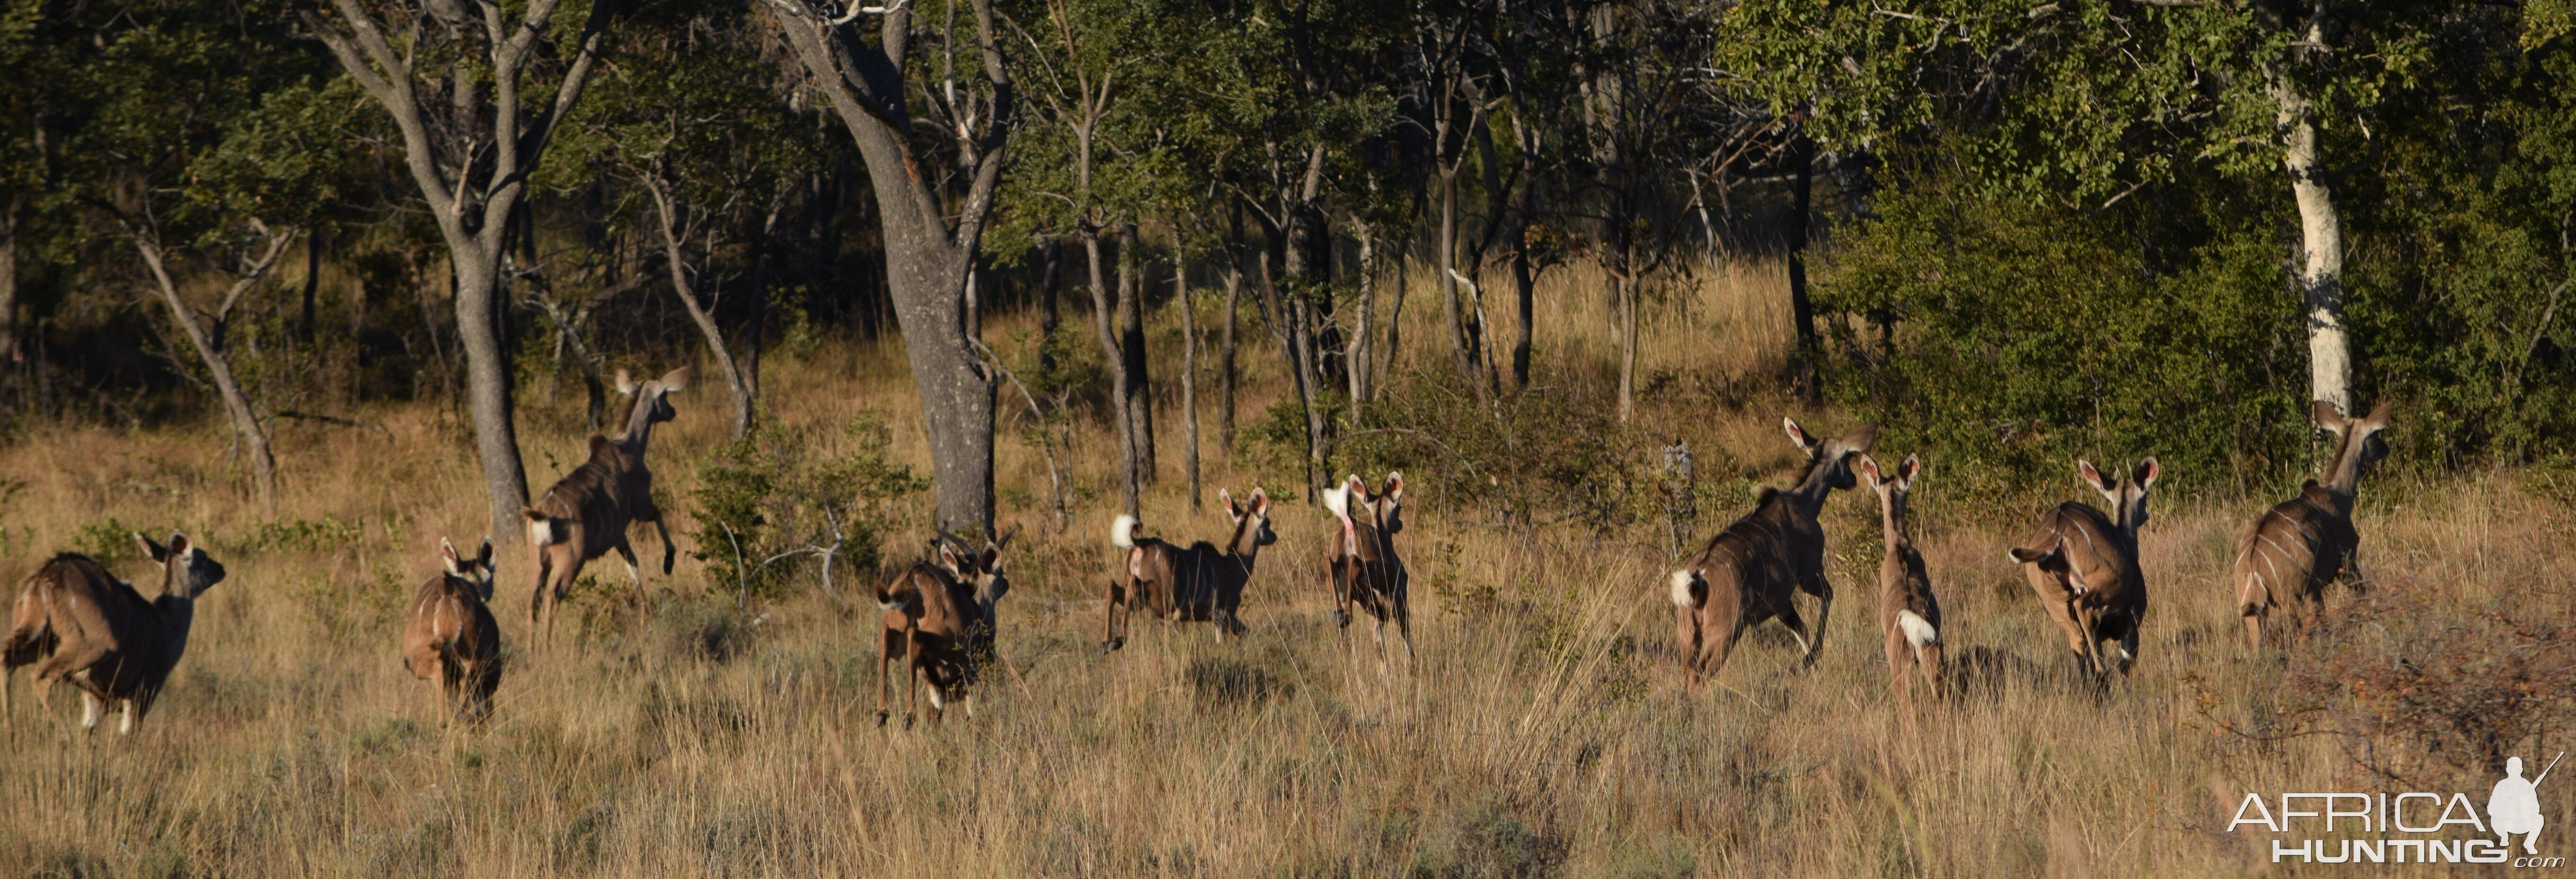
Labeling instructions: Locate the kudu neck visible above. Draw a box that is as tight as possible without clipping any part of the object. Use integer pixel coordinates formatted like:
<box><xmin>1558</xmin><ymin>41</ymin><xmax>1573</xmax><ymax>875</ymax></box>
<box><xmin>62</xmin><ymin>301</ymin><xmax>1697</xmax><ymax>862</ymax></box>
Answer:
<box><xmin>1784</xmin><ymin>460</ymin><xmax>1843</xmax><ymax>519</ymax></box>
<box><xmin>2322</xmin><ymin>434</ymin><xmax>2369</xmax><ymax>499</ymax></box>
<box><xmin>1877</xmin><ymin>495</ymin><xmax>1910</xmax><ymax>551</ymax></box>
<box><xmin>611</xmin><ymin>400</ymin><xmax>660</xmax><ymax>455</ymax></box>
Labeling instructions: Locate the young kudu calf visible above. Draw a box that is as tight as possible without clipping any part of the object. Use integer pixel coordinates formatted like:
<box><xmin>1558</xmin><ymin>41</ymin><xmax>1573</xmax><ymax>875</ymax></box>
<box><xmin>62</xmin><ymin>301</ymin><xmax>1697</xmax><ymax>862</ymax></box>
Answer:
<box><xmin>1669</xmin><ymin>419</ymin><xmax>1876</xmax><ymax>684</ymax></box>
<box><xmin>1102</xmin><ymin>488</ymin><xmax>1277</xmax><ymax>651</ymax></box>
<box><xmin>2010</xmin><ymin>459</ymin><xmax>2158</xmax><ymax>679</ymax></box>
<box><xmin>1322</xmin><ymin>473</ymin><xmax>1412</xmax><ymax>667</ymax></box>
<box><xmin>402</xmin><ymin>538</ymin><xmax>504</xmax><ymax>724</ymax></box>
<box><xmin>1860</xmin><ymin>455</ymin><xmax>1943</xmax><ymax>705</ymax></box>
<box><xmin>524</xmin><ymin>366</ymin><xmax>691</xmax><ymax>647</ymax></box>
<box><xmin>1</xmin><ymin>533</ymin><xmax>226</xmax><ymax>734</ymax></box>
<box><xmin>875</xmin><ymin>532</ymin><xmax>1012</xmax><ymax>728</ymax></box>
<box><xmin>2232</xmin><ymin>400</ymin><xmax>2395</xmax><ymax>650</ymax></box>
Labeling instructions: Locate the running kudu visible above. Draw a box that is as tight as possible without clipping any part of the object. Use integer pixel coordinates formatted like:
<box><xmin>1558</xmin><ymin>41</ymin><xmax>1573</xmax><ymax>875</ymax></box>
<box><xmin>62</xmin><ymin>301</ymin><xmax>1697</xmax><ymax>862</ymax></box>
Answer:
<box><xmin>1324</xmin><ymin>472</ymin><xmax>1412</xmax><ymax>670</ymax></box>
<box><xmin>523</xmin><ymin>366</ymin><xmax>691</xmax><ymax>648</ymax></box>
<box><xmin>2010</xmin><ymin>459</ymin><xmax>2158</xmax><ymax>679</ymax></box>
<box><xmin>1102</xmin><ymin>488</ymin><xmax>1276</xmax><ymax>650</ymax></box>
<box><xmin>2231</xmin><ymin>400</ymin><xmax>2394</xmax><ymax>650</ymax></box>
<box><xmin>1668</xmin><ymin>419</ymin><xmax>1876</xmax><ymax>684</ymax></box>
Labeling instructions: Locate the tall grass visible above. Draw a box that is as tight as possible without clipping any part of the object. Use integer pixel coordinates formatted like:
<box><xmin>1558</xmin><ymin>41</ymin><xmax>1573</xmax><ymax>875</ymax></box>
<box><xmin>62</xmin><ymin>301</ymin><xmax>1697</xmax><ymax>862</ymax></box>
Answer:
<box><xmin>0</xmin><ymin>258</ymin><xmax>2566</xmax><ymax>876</ymax></box>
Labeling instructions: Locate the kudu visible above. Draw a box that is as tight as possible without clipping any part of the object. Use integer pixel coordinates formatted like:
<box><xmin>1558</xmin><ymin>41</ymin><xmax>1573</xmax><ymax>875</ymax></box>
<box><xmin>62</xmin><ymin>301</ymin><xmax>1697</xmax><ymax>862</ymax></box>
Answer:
<box><xmin>524</xmin><ymin>366</ymin><xmax>691</xmax><ymax>647</ymax></box>
<box><xmin>1669</xmin><ymin>419</ymin><xmax>1876</xmax><ymax>684</ymax></box>
<box><xmin>875</xmin><ymin>530</ymin><xmax>1012</xmax><ymax>728</ymax></box>
<box><xmin>1322</xmin><ymin>473</ymin><xmax>1412</xmax><ymax>667</ymax></box>
<box><xmin>402</xmin><ymin>538</ymin><xmax>504</xmax><ymax>724</ymax></box>
<box><xmin>1859</xmin><ymin>454</ymin><xmax>1943</xmax><ymax>705</ymax></box>
<box><xmin>1102</xmin><ymin>488</ymin><xmax>1276</xmax><ymax>651</ymax></box>
<box><xmin>2232</xmin><ymin>400</ymin><xmax>2395</xmax><ymax>650</ymax></box>
<box><xmin>2009</xmin><ymin>459</ymin><xmax>2158</xmax><ymax>679</ymax></box>
<box><xmin>1</xmin><ymin>533</ymin><xmax>227</xmax><ymax>734</ymax></box>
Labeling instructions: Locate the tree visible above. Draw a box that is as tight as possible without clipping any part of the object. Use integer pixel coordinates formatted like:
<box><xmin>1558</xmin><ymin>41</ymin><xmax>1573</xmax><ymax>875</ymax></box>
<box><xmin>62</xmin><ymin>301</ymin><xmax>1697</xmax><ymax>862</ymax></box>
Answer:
<box><xmin>767</xmin><ymin>0</ymin><xmax>1012</xmax><ymax>534</ymax></box>
<box><xmin>304</xmin><ymin>0</ymin><xmax>620</xmax><ymax>540</ymax></box>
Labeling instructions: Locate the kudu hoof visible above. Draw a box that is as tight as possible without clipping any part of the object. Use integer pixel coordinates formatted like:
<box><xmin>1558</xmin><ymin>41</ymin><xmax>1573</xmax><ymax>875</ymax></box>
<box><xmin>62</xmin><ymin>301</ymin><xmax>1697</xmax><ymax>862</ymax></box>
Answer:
<box><xmin>874</xmin><ymin>710</ymin><xmax>890</xmax><ymax>728</ymax></box>
<box><xmin>1332</xmin><ymin>611</ymin><xmax>1351</xmax><ymax>629</ymax></box>
<box><xmin>902</xmin><ymin>714</ymin><xmax>916</xmax><ymax>731</ymax></box>
<box><xmin>1102</xmin><ymin>637</ymin><xmax>1125</xmax><ymax>653</ymax></box>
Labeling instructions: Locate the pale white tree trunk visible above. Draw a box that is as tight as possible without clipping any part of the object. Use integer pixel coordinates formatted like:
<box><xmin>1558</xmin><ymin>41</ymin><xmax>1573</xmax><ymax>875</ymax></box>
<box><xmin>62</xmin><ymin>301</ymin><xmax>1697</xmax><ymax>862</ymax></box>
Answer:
<box><xmin>2274</xmin><ymin>17</ymin><xmax>2349</xmax><ymax>412</ymax></box>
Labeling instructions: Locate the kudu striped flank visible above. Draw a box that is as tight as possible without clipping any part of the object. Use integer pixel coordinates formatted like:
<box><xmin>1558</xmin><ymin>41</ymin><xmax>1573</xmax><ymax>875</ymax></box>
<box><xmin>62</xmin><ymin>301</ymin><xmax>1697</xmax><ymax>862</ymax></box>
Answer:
<box><xmin>1102</xmin><ymin>488</ymin><xmax>1276</xmax><ymax>652</ymax></box>
<box><xmin>875</xmin><ymin>531</ymin><xmax>1013</xmax><ymax>728</ymax></box>
<box><xmin>524</xmin><ymin>366</ymin><xmax>691</xmax><ymax>647</ymax></box>
<box><xmin>402</xmin><ymin>538</ymin><xmax>504</xmax><ymax>724</ymax></box>
<box><xmin>2232</xmin><ymin>400</ymin><xmax>2395</xmax><ymax>650</ymax></box>
<box><xmin>2009</xmin><ymin>458</ymin><xmax>2158</xmax><ymax>678</ymax></box>
<box><xmin>1322</xmin><ymin>473</ymin><xmax>1411</xmax><ymax>668</ymax></box>
<box><xmin>1860</xmin><ymin>454</ymin><xmax>1943</xmax><ymax>705</ymax></box>
<box><xmin>1668</xmin><ymin>418</ymin><xmax>1876</xmax><ymax>684</ymax></box>
<box><xmin>2</xmin><ymin>533</ymin><xmax>226</xmax><ymax>734</ymax></box>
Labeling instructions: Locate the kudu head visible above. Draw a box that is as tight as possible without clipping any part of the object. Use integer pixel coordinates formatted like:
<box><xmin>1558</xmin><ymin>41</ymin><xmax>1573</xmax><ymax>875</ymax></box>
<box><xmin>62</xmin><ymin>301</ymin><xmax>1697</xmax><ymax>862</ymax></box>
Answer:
<box><xmin>1783</xmin><ymin>418</ymin><xmax>1879</xmax><ymax>493</ymax></box>
<box><xmin>613</xmin><ymin>366</ymin><xmax>695</xmax><ymax>429</ymax></box>
<box><xmin>1322</xmin><ymin>473</ymin><xmax>1402</xmax><ymax>537</ymax></box>
<box><xmin>440</xmin><ymin>536</ymin><xmax>498</xmax><ymax>602</ymax></box>
<box><xmin>2315</xmin><ymin>400</ymin><xmax>2395</xmax><ymax>489</ymax></box>
<box><xmin>137</xmin><ymin>531</ymin><xmax>225</xmax><ymax>600</ymax></box>
<box><xmin>1857</xmin><ymin>454</ymin><xmax>1921</xmax><ymax>532</ymax></box>
<box><xmin>933</xmin><ymin>528</ymin><xmax>1014</xmax><ymax>614</ymax></box>
<box><xmin>1219</xmin><ymin>488</ymin><xmax>1279</xmax><ymax>551</ymax></box>
<box><xmin>2076</xmin><ymin>458</ymin><xmax>2159</xmax><ymax>534</ymax></box>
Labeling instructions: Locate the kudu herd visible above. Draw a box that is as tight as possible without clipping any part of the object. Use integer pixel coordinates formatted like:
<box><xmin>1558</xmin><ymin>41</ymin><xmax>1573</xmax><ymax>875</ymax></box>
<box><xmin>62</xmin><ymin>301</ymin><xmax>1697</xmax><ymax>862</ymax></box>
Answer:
<box><xmin>0</xmin><ymin>369</ymin><xmax>2399</xmax><ymax>737</ymax></box>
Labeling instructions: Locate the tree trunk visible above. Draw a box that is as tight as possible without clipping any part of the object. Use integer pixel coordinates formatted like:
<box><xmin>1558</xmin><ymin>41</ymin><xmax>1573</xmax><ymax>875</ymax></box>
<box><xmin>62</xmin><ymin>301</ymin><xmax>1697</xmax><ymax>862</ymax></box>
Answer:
<box><xmin>0</xmin><ymin>204</ymin><xmax>18</xmax><ymax>365</ymax></box>
<box><xmin>1086</xmin><ymin>231</ymin><xmax>1139</xmax><ymax>516</ymax></box>
<box><xmin>2275</xmin><ymin>80</ymin><xmax>2347</xmax><ymax>411</ymax></box>
<box><xmin>1221</xmin><ymin>265</ymin><xmax>1240</xmax><ymax>454</ymax></box>
<box><xmin>1117</xmin><ymin>224</ymin><xmax>1154</xmax><ymax>488</ymax></box>
<box><xmin>1439</xmin><ymin>170</ymin><xmax>1479</xmax><ymax>389</ymax></box>
<box><xmin>300</xmin><ymin>229</ymin><xmax>323</xmax><ymax>346</ymax></box>
<box><xmin>646</xmin><ymin>179</ymin><xmax>757</xmax><ymax>439</ymax></box>
<box><xmin>1038</xmin><ymin>235</ymin><xmax>1062</xmax><ymax>374</ymax></box>
<box><xmin>768</xmin><ymin>0</ymin><xmax>1010</xmax><ymax>535</ymax></box>
<box><xmin>451</xmin><ymin>252</ymin><xmax>533</xmax><ymax>535</ymax></box>
<box><xmin>1616</xmin><ymin>272</ymin><xmax>1638</xmax><ymax>422</ymax></box>
<box><xmin>1786</xmin><ymin>137</ymin><xmax>1819</xmax><ymax>400</ymax></box>
<box><xmin>136</xmin><ymin>235</ymin><xmax>289</xmax><ymax>512</ymax></box>
<box><xmin>1348</xmin><ymin>223</ymin><xmax>1375</xmax><ymax>423</ymax></box>
<box><xmin>1178</xmin><ymin>260</ymin><xmax>1200</xmax><ymax>512</ymax></box>
<box><xmin>1510</xmin><ymin>160</ymin><xmax>1538</xmax><ymax>388</ymax></box>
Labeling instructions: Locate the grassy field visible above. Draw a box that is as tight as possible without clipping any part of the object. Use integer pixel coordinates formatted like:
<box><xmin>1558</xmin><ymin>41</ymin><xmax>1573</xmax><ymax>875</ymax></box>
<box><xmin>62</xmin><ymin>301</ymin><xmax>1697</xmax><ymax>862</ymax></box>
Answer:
<box><xmin>0</xmin><ymin>259</ymin><xmax>2569</xmax><ymax>877</ymax></box>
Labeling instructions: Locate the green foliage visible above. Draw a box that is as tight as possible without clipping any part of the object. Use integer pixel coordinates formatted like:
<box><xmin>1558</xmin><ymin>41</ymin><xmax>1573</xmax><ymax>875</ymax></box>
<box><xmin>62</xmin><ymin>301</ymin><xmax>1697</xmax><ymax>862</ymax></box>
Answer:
<box><xmin>689</xmin><ymin>410</ymin><xmax>928</xmax><ymax>599</ymax></box>
<box><xmin>73</xmin><ymin>516</ymin><xmax>137</xmax><ymax>563</ymax></box>
<box><xmin>1817</xmin><ymin>183</ymin><xmax>2306</xmax><ymax>500</ymax></box>
<box><xmin>239</xmin><ymin>515</ymin><xmax>365</xmax><ymax>555</ymax></box>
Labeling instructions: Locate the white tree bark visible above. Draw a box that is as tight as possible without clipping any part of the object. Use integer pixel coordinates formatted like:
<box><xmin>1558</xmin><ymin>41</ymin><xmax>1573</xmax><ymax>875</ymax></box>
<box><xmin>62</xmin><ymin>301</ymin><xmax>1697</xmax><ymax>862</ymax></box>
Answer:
<box><xmin>2274</xmin><ymin>14</ymin><xmax>2350</xmax><ymax>412</ymax></box>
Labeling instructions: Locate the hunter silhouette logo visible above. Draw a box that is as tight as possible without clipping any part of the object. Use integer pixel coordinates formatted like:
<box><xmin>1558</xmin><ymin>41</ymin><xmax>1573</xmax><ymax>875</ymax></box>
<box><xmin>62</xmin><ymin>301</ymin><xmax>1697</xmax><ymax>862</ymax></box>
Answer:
<box><xmin>2491</xmin><ymin>753</ymin><xmax>2561</xmax><ymax>856</ymax></box>
<box><xmin>2230</xmin><ymin>751</ymin><xmax>2567</xmax><ymax>866</ymax></box>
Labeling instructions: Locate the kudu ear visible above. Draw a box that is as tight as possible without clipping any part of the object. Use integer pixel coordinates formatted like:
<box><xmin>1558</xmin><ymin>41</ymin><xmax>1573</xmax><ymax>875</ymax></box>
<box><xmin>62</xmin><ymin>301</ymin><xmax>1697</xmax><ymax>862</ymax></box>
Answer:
<box><xmin>1899</xmin><ymin>454</ymin><xmax>1922</xmax><ymax>486</ymax></box>
<box><xmin>1782</xmin><ymin>417</ymin><xmax>1821</xmax><ymax>455</ymax></box>
<box><xmin>136</xmin><ymin>532</ymin><xmax>171</xmax><ymax>564</ymax></box>
<box><xmin>1380</xmin><ymin>471</ymin><xmax>1403</xmax><ymax>505</ymax></box>
<box><xmin>1841</xmin><ymin>424</ymin><xmax>1880</xmax><ymax>454</ymax></box>
<box><xmin>1219</xmin><ymin>488</ymin><xmax>1239</xmax><ymax>519</ymax></box>
<box><xmin>2312</xmin><ymin>400</ymin><xmax>2350</xmax><ymax>435</ymax></box>
<box><xmin>2132</xmin><ymin>457</ymin><xmax>2160</xmax><ymax>491</ymax></box>
<box><xmin>1248</xmin><ymin>488</ymin><xmax>1270</xmax><ymax>515</ymax></box>
<box><xmin>2078</xmin><ymin>460</ymin><xmax>2117</xmax><ymax>494</ymax></box>
<box><xmin>613</xmin><ymin>368</ymin><xmax>638</xmax><ymax>396</ymax></box>
<box><xmin>476</xmin><ymin>537</ymin><xmax>495</xmax><ymax>568</ymax></box>
<box><xmin>2360</xmin><ymin>399</ymin><xmax>2396</xmax><ymax>431</ymax></box>
<box><xmin>441</xmin><ymin>537</ymin><xmax>465</xmax><ymax>576</ymax></box>
<box><xmin>658</xmin><ymin>366</ymin><xmax>695</xmax><ymax>392</ymax></box>
<box><xmin>1856</xmin><ymin>454</ymin><xmax>1884</xmax><ymax>484</ymax></box>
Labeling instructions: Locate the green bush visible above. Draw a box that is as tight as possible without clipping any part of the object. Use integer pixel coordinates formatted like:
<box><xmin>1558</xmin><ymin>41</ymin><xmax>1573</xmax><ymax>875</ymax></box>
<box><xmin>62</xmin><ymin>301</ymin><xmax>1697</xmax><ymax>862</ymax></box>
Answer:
<box><xmin>689</xmin><ymin>410</ymin><xmax>928</xmax><ymax>599</ymax></box>
<box><xmin>1816</xmin><ymin>185</ymin><xmax>2306</xmax><ymax>502</ymax></box>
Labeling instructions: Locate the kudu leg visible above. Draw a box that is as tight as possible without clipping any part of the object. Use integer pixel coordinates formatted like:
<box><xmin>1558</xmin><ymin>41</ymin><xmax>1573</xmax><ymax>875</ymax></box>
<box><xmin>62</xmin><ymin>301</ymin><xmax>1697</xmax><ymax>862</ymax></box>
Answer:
<box><xmin>78</xmin><ymin>692</ymin><xmax>101</xmax><ymax>732</ymax></box>
<box><xmin>614</xmin><ymin>539</ymin><xmax>645</xmax><ymax>603</ymax></box>
<box><xmin>1800</xmin><ymin>587</ymin><xmax>1833</xmax><ymax>668</ymax></box>
<box><xmin>1101</xmin><ymin>579</ymin><xmax>1127</xmax><ymax>652</ymax></box>
<box><xmin>652</xmin><ymin>518</ymin><xmax>677</xmax><ymax>576</ymax></box>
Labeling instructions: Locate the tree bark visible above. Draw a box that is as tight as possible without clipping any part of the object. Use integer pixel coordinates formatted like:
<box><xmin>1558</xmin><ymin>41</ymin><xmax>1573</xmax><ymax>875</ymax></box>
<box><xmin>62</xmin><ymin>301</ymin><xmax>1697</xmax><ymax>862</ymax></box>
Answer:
<box><xmin>0</xmin><ymin>203</ymin><xmax>18</xmax><ymax>365</ymax></box>
<box><xmin>1116</xmin><ymin>224</ymin><xmax>1154</xmax><ymax>488</ymax></box>
<box><xmin>1786</xmin><ymin>136</ymin><xmax>1819</xmax><ymax>400</ymax></box>
<box><xmin>2274</xmin><ymin>78</ymin><xmax>2348</xmax><ymax>412</ymax></box>
<box><xmin>1177</xmin><ymin>261</ymin><xmax>1200</xmax><ymax>512</ymax></box>
<box><xmin>1347</xmin><ymin>223</ymin><xmax>1375</xmax><ymax>423</ymax></box>
<box><xmin>643</xmin><ymin>177</ymin><xmax>756</xmax><ymax>439</ymax></box>
<box><xmin>306</xmin><ymin>0</ymin><xmax>616</xmax><ymax>540</ymax></box>
<box><xmin>299</xmin><ymin>229</ymin><xmax>323</xmax><ymax>346</ymax></box>
<box><xmin>1085</xmin><ymin>231</ymin><xmax>1139</xmax><ymax>516</ymax></box>
<box><xmin>769</xmin><ymin>0</ymin><xmax>1010</xmax><ymax>535</ymax></box>
<box><xmin>134</xmin><ymin>230</ymin><xmax>296</xmax><ymax>512</ymax></box>
<box><xmin>1221</xmin><ymin>264</ymin><xmax>1240</xmax><ymax>454</ymax></box>
<box><xmin>1615</xmin><ymin>271</ymin><xmax>1638</xmax><ymax>422</ymax></box>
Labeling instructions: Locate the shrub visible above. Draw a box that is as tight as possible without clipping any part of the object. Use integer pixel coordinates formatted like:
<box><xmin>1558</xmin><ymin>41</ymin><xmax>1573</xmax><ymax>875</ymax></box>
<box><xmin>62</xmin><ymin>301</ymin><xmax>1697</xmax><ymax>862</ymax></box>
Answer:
<box><xmin>688</xmin><ymin>410</ymin><xmax>927</xmax><ymax>599</ymax></box>
<box><xmin>2282</xmin><ymin>576</ymin><xmax>2576</xmax><ymax>779</ymax></box>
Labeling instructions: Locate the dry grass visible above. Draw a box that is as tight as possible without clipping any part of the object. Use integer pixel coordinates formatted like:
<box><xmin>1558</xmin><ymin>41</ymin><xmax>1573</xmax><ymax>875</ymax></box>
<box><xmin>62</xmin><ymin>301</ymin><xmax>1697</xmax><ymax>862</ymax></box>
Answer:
<box><xmin>0</xmin><ymin>259</ymin><xmax>2569</xmax><ymax>877</ymax></box>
